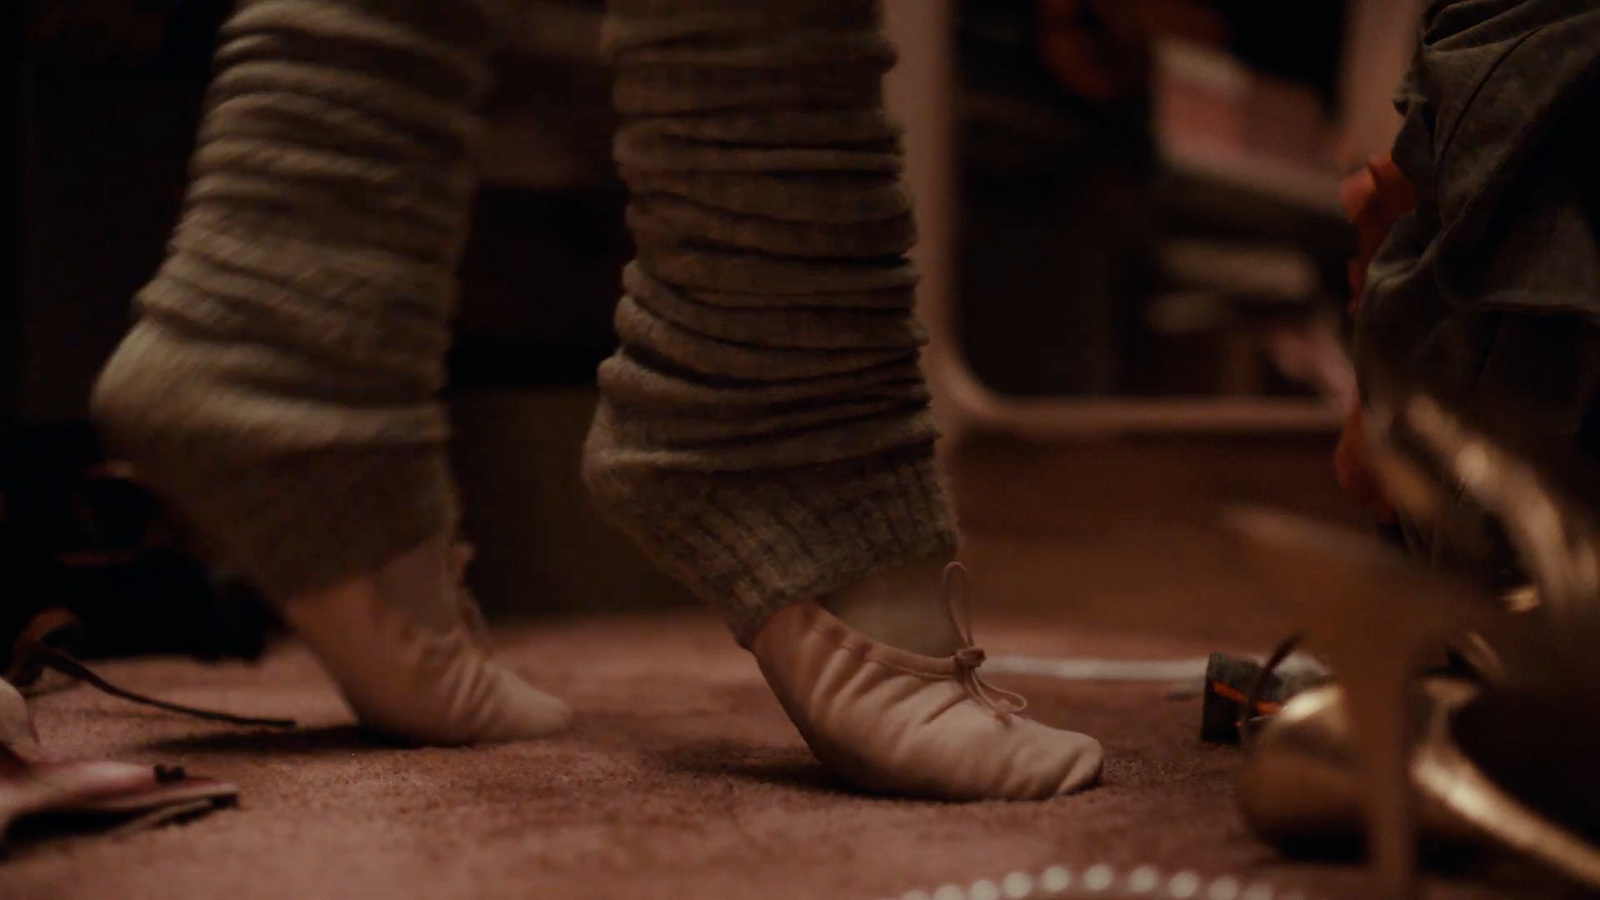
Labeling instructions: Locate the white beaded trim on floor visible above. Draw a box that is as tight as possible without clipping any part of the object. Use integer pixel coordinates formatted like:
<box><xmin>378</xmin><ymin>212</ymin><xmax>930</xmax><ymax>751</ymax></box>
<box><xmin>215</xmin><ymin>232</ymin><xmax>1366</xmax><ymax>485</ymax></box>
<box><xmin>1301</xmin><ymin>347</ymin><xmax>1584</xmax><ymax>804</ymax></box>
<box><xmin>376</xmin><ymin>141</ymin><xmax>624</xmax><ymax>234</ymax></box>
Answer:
<box><xmin>881</xmin><ymin>865</ymin><xmax>1316</xmax><ymax>900</ymax></box>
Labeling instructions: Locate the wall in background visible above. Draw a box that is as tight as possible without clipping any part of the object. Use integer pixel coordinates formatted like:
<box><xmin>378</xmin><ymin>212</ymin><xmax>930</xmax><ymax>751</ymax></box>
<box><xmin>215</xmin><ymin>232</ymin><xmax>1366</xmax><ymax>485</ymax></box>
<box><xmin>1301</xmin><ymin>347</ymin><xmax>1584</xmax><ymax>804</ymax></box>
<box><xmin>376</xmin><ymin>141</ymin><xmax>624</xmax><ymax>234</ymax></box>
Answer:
<box><xmin>451</xmin><ymin>388</ymin><xmax>695</xmax><ymax>620</ymax></box>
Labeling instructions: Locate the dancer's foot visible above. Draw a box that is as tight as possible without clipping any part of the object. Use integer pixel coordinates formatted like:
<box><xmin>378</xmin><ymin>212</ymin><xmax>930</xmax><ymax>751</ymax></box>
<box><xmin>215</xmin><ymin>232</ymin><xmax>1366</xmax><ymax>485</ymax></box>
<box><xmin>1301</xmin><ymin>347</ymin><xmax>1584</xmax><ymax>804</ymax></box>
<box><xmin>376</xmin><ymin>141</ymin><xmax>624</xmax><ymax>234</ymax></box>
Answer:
<box><xmin>281</xmin><ymin>535</ymin><xmax>571</xmax><ymax>745</ymax></box>
<box><xmin>751</xmin><ymin>562</ymin><xmax>1102</xmax><ymax>800</ymax></box>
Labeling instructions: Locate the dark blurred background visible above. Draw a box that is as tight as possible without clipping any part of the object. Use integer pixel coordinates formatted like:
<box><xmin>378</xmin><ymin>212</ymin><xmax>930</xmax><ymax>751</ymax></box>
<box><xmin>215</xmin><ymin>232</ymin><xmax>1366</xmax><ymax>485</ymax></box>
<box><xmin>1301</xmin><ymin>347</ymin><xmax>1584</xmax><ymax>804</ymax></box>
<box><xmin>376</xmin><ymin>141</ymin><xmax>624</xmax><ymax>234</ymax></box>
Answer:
<box><xmin>955</xmin><ymin>0</ymin><xmax>1354</xmax><ymax>398</ymax></box>
<box><xmin>4</xmin><ymin>0</ymin><xmax>1418</xmax><ymax>655</ymax></box>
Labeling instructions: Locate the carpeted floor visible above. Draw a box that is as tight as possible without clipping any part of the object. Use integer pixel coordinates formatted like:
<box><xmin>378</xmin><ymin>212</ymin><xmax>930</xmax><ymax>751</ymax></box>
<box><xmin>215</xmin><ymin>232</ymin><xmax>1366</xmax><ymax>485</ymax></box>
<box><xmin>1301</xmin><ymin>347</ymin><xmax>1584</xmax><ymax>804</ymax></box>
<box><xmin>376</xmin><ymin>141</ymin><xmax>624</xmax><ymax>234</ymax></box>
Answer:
<box><xmin>1</xmin><ymin>611</ymin><xmax>1533</xmax><ymax>900</ymax></box>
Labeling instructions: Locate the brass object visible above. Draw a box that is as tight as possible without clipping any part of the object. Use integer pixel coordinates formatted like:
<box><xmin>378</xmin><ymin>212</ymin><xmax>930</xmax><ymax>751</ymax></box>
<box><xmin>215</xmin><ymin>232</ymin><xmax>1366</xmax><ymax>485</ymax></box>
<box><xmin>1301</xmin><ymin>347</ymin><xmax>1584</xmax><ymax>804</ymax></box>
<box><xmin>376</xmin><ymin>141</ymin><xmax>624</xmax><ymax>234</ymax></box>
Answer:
<box><xmin>1240</xmin><ymin>678</ymin><xmax>1600</xmax><ymax>888</ymax></box>
<box><xmin>1236</xmin><ymin>392</ymin><xmax>1600</xmax><ymax>895</ymax></box>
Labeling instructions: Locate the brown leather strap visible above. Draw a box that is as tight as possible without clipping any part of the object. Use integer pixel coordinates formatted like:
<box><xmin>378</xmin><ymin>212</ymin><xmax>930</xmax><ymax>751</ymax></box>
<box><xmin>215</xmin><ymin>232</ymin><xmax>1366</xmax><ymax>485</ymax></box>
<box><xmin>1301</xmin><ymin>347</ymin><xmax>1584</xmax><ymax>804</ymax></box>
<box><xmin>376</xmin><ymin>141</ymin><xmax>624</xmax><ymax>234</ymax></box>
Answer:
<box><xmin>3</xmin><ymin>608</ymin><xmax>85</xmax><ymax>689</ymax></box>
<box><xmin>9</xmin><ymin>610</ymin><xmax>295</xmax><ymax>729</ymax></box>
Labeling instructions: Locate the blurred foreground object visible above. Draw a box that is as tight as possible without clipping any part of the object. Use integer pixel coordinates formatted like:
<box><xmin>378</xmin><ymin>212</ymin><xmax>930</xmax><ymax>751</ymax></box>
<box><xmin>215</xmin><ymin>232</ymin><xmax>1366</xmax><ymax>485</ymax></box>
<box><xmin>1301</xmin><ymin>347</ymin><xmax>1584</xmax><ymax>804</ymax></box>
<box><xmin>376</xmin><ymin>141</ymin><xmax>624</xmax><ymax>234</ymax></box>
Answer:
<box><xmin>1240</xmin><ymin>3</ymin><xmax>1600</xmax><ymax>890</ymax></box>
<box><xmin>0</xmin><ymin>677</ymin><xmax>240</xmax><ymax>851</ymax></box>
<box><xmin>1238</xmin><ymin>397</ymin><xmax>1600</xmax><ymax>893</ymax></box>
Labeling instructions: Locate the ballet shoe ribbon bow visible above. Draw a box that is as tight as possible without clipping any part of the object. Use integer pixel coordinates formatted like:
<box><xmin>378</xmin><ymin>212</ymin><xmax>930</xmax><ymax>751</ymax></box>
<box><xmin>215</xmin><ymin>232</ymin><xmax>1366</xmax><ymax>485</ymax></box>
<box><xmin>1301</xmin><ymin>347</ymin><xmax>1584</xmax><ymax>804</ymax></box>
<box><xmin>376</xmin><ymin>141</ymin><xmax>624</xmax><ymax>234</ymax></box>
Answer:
<box><xmin>943</xmin><ymin>563</ymin><xmax>1028</xmax><ymax>722</ymax></box>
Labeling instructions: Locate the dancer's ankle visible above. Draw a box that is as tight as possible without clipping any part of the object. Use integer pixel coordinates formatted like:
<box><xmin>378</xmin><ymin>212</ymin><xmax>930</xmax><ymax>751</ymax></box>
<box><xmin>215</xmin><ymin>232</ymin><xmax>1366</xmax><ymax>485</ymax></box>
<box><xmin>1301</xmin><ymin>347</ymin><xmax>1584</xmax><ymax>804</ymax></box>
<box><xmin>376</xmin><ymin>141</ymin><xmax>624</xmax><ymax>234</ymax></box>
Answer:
<box><xmin>820</xmin><ymin>554</ymin><xmax>964</xmax><ymax>658</ymax></box>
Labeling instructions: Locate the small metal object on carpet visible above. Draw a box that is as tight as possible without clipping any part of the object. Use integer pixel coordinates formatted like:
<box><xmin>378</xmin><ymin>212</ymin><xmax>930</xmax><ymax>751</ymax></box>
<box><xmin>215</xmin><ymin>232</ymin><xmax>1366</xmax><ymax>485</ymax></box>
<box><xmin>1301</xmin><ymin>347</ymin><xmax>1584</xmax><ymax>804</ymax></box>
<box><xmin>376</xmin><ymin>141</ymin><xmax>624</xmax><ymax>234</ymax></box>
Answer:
<box><xmin>882</xmin><ymin>863</ymin><xmax>1318</xmax><ymax>900</ymax></box>
<box><xmin>1200</xmin><ymin>650</ymin><xmax>1330</xmax><ymax>745</ymax></box>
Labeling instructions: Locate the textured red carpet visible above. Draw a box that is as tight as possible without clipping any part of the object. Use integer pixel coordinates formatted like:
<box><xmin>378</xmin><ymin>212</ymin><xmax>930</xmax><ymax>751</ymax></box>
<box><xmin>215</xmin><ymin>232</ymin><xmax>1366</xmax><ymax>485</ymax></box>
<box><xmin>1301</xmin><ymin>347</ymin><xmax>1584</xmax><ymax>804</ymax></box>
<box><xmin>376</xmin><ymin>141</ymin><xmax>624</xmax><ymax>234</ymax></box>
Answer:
<box><xmin>0</xmin><ymin>612</ymin><xmax>1534</xmax><ymax>900</ymax></box>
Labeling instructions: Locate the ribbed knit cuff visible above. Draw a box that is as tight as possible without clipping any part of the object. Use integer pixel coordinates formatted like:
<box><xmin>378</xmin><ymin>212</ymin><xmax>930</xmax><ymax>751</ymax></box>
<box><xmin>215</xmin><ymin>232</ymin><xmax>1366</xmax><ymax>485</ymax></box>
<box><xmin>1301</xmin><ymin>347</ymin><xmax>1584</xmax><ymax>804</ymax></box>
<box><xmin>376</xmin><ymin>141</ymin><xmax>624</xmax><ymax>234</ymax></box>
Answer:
<box><xmin>585</xmin><ymin>445</ymin><xmax>959</xmax><ymax>646</ymax></box>
<box><xmin>114</xmin><ymin>432</ymin><xmax>458</xmax><ymax>603</ymax></box>
<box><xmin>207</xmin><ymin>447</ymin><xmax>458</xmax><ymax>602</ymax></box>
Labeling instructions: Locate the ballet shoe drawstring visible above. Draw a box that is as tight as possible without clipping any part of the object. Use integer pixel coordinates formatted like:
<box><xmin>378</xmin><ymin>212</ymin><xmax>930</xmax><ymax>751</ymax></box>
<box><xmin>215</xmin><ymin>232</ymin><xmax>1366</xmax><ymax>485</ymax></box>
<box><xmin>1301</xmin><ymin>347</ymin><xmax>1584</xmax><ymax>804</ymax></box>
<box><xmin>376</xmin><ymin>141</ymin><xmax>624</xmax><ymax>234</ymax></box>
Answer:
<box><xmin>942</xmin><ymin>562</ymin><xmax>1028</xmax><ymax>722</ymax></box>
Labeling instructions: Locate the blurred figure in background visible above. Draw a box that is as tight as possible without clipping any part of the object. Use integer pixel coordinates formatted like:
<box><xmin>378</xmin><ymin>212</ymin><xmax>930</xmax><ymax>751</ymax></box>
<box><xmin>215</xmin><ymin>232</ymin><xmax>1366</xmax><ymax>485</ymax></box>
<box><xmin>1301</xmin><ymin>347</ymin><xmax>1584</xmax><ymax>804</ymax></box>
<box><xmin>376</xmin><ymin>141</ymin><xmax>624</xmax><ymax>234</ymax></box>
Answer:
<box><xmin>1338</xmin><ymin>1</ymin><xmax>1600</xmax><ymax>571</ymax></box>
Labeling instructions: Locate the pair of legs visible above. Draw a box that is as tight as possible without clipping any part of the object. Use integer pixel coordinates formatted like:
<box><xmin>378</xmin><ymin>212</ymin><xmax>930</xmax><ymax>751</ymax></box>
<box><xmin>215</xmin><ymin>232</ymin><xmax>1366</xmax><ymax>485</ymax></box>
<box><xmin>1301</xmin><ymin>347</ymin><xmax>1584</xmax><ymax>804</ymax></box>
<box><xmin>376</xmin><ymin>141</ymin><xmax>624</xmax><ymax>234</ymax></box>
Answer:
<box><xmin>90</xmin><ymin>0</ymin><xmax>1101</xmax><ymax>800</ymax></box>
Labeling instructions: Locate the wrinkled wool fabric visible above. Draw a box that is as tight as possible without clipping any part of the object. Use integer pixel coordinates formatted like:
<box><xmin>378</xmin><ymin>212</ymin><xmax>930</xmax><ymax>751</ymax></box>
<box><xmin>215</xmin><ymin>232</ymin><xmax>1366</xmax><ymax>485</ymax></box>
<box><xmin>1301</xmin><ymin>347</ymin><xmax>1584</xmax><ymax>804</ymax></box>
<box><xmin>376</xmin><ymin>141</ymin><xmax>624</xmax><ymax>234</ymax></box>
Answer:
<box><xmin>1357</xmin><ymin>0</ymin><xmax>1600</xmax><ymax>459</ymax></box>
<box><xmin>582</xmin><ymin>0</ymin><xmax>957</xmax><ymax>643</ymax></box>
<box><xmin>91</xmin><ymin>0</ymin><xmax>957</xmax><ymax>640</ymax></box>
<box><xmin>1349</xmin><ymin>0</ymin><xmax>1600</xmax><ymax>570</ymax></box>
